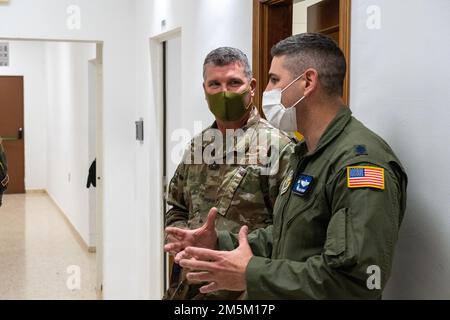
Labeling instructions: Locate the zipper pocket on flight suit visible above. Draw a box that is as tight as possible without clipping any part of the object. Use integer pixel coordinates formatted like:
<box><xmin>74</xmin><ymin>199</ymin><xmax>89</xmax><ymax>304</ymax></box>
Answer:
<box><xmin>324</xmin><ymin>207</ymin><xmax>358</xmax><ymax>268</ymax></box>
<box><xmin>285</xmin><ymin>191</ymin><xmax>319</xmax><ymax>229</ymax></box>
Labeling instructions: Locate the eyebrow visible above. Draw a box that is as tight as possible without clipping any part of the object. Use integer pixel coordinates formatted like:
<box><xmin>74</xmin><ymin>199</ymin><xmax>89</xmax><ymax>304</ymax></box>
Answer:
<box><xmin>207</xmin><ymin>77</ymin><xmax>244</xmax><ymax>85</ymax></box>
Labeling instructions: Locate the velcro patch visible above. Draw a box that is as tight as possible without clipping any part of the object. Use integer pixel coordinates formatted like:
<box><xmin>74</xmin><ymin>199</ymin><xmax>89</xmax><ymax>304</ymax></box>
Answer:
<box><xmin>347</xmin><ymin>166</ymin><xmax>385</xmax><ymax>190</ymax></box>
<box><xmin>292</xmin><ymin>174</ymin><xmax>314</xmax><ymax>196</ymax></box>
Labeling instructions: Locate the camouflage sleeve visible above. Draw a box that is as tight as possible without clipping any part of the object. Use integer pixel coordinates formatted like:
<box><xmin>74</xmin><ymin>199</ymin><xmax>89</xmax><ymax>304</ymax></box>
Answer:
<box><xmin>165</xmin><ymin>162</ymin><xmax>189</xmax><ymax>229</ymax></box>
<box><xmin>217</xmin><ymin>136</ymin><xmax>293</xmax><ymax>256</ymax></box>
<box><xmin>0</xmin><ymin>143</ymin><xmax>7</xmax><ymax>170</ymax></box>
<box><xmin>0</xmin><ymin>143</ymin><xmax>7</xmax><ymax>184</ymax></box>
<box><xmin>267</xmin><ymin>138</ymin><xmax>295</xmax><ymax>207</ymax></box>
<box><xmin>0</xmin><ymin>144</ymin><xmax>7</xmax><ymax>206</ymax></box>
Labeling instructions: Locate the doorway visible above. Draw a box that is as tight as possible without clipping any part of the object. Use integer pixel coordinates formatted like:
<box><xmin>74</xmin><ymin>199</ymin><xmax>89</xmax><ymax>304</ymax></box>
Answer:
<box><xmin>252</xmin><ymin>0</ymin><xmax>351</xmax><ymax>110</ymax></box>
<box><xmin>0</xmin><ymin>76</ymin><xmax>25</xmax><ymax>194</ymax></box>
<box><xmin>162</xmin><ymin>34</ymin><xmax>182</xmax><ymax>295</ymax></box>
<box><xmin>0</xmin><ymin>39</ymin><xmax>104</xmax><ymax>298</ymax></box>
<box><xmin>150</xmin><ymin>28</ymin><xmax>183</xmax><ymax>296</ymax></box>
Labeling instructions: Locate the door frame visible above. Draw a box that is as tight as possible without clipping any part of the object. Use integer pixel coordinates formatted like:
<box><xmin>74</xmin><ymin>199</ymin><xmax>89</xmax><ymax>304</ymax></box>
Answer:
<box><xmin>93</xmin><ymin>43</ymin><xmax>104</xmax><ymax>297</ymax></box>
<box><xmin>0</xmin><ymin>37</ymin><xmax>105</xmax><ymax>297</ymax></box>
<box><xmin>252</xmin><ymin>0</ymin><xmax>352</xmax><ymax>110</ymax></box>
<box><xmin>0</xmin><ymin>75</ymin><xmax>25</xmax><ymax>194</ymax></box>
<box><xmin>149</xmin><ymin>27</ymin><xmax>182</xmax><ymax>298</ymax></box>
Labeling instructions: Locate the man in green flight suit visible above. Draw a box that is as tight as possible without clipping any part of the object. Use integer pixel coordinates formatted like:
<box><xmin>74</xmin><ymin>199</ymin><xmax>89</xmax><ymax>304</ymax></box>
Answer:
<box><xmin>163</xmin><ymin>47</ymin><xmax>295</xmax><ymax>300</ymax></box>
<box><xmin>165</xmin><ymin>33</ymin><xmax>408</xmax><ymax>299</ymax></box>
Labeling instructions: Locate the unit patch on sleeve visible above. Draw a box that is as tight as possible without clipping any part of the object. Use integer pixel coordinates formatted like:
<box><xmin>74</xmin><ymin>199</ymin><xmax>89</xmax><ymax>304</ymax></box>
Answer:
<box><xmin>347</xmin><ymin>166</ymin><xmax>385</xmax><ymax>190</ymax></box>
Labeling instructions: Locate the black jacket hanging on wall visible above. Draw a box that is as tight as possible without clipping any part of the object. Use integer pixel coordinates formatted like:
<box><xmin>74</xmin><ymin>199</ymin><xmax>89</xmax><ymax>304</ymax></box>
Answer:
<box><xmin>86</xmin><ymin>159</ymin><xmax>96</xmax><ymax>188</ymax></box>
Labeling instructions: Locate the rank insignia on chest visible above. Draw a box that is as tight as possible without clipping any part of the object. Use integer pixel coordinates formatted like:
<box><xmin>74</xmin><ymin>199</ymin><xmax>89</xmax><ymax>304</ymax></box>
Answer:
<box><xmin>280</xmin><ymin>170</ymin><xmax>294</xmax><ymax>195</ymax></box>
<box><xmin>347</xmin><ymin>166</ymin><xmax>385</xmax><ymax>190</ymax></box>
<box><xmin>292</xmin><ymin>174</ymin><xmax>314</xmax><ymax>196</ymax></box>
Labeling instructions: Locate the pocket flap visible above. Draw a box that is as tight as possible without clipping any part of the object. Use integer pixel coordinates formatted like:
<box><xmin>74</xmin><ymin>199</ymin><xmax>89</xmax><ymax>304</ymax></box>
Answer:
<box><xmin>216</xmin><ymin>167</ymin><xmax>247</xmax><ymax>216</ymax></box>
<box><xmin>324</xmin><ymin>208</ymin><xmax>347</xmax><ymax>256</ymax></box>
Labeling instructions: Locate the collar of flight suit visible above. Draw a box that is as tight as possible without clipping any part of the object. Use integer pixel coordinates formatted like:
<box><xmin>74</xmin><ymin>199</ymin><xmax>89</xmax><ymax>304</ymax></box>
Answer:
<box><xmin>292</xmin><ymin>106</ymin><xmax>352</xmax><ymax>166</ymax></box>
<box><xmin>200</xmin><ymin>106</ymin><xmax>261</xmax><ymax>161</ymax></box>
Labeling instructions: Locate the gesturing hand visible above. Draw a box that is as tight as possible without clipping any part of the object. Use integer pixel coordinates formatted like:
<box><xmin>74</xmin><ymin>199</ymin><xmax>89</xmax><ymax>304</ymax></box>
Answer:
<box><xmin>164</xmin><ymin>207</ymin><xmax>218</xmax><ymax>256</ymax></box>
<box><xmin>179</xmin><ymin>225</ymin><xmax>253</xmax><ymax>293</ymax></box>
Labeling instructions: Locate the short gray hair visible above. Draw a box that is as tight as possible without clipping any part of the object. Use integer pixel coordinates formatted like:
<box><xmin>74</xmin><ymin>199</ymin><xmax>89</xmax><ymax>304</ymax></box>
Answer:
<box><xmin>203</xmin><ymin>47</ymin><xmax>252</xmax><ymax>80</ymax></box>
<box><xmin>271</xmin><ymin>33</ymin><xmax>346</xmax><ymax>97</ymax></box>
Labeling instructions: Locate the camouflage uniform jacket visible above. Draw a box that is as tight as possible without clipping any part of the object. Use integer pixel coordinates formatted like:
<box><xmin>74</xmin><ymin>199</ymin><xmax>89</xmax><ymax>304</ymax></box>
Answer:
<box><xmin>0</xmin><ymin>141</ymin><xmax>8</xmax><ymax>206</ymax></box>
<box><xmin>165</xmin><ymin>107</ymin><xmax>295</xmax><ymax>233</ymax></box>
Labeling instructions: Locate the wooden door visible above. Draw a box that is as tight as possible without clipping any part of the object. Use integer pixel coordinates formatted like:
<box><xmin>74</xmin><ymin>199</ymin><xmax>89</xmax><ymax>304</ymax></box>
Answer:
<box><xmin>307</xmin><ymin>0</ymin><xmax>351</xmax><ymax>103</ymax></box>
<box><xmin>0</xmin><ymin>76</ymin><xmax>25</xmax><ymax>194</ymax></box>
<box><xmin>307</xmin><ymin>0</ymin><xmax>340</xmax><ymax>42</ymax></box>
<box><xmin>253</xmin><ymin>0</ymin><xmax>351</xmax><ymax>110</ymax></box>
<box><xmin>253</xmin><ymin>0</ymin><xmax>294</xmax><ymax>111</ymax></box>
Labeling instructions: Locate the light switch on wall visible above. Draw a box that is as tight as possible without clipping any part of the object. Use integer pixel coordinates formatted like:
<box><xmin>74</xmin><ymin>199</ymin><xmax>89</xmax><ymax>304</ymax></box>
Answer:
<box><xmin>135</xmin><ymin>119</ymin><xmax>144</xmax><ymax>142</ymax></box>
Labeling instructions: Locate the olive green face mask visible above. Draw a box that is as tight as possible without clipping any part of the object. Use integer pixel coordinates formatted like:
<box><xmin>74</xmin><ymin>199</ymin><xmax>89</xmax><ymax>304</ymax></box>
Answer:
<box><xmin>206</xmin><ymin>88</ymin><xmax>252</xmax><ymax>122</ymax></box>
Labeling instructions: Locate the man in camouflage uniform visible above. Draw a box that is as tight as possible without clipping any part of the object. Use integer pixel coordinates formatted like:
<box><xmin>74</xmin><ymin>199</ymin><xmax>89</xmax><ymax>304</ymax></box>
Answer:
<box><xmin>0</xmin><ymin>138</ymin><xmax>9</xmax><ymax>207</ymax></box>
<box><xmin>164</xmin><ymin>47</ymin><xmax>294</xmax><ymax>300</ymax></box>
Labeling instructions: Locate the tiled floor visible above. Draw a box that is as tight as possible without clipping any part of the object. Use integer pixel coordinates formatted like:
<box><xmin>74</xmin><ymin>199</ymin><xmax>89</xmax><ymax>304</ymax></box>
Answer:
<box><xmin>0</xmin><ymin>193</ymin><xmax>98</xmax><ymax>300</ymax></box>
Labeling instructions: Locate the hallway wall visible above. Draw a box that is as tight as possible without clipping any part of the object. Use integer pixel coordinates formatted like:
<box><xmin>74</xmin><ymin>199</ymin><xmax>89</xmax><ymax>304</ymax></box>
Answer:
<box><xmin>350</xmin><ymin>0</ymin><xmax>450</xmax><ymax>299</ymax></box>
<box><xmin>136</xmin><ymin>0</ymin><xmax>252</xmax><ymax>299</ymax></box>
<box><xmin>134</xmin><ymin>0</ymin><xmax>254</xmax><ymax>298</ymax></box>
<box><xmin>0</xmin><ymin>0</ymin><xmax>139</xmax><ymax>299</ymax></box>
<box><xmin>45</xmin><ymin>42</ymin><xmax>96</xmax><ymax>247</ymax></box>
<box><xmin>0</xmin><ymin>41</ymin><xmax>48</xmax><ymax>191</ymax></box>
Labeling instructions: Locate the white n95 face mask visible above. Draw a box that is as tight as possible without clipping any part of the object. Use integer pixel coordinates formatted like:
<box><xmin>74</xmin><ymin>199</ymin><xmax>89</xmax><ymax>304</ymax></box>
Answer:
<box><xmin>262</xmin><ymin>73</ymin><xmax>306</xmax><ymax>132</ymax></box>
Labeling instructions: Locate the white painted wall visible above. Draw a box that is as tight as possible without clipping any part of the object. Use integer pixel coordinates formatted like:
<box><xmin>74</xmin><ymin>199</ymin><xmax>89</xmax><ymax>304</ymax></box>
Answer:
<box><xmin>45</xmin><ymin>42</ymin><xmax>96</xmax><ymax>247</ymax></box>
<box><xmin>134</xmin><ymin>0</ymin><xmax>253</xmax><ymax>298</ymax></box>
<box><xmin>0</xmin><ymin>0</ymin><xmax>139</xmax><ymax>299</ymax></box>
<box><xmin>350</xmin><ymin>0</ymin><xmax>450</xmax><ymax>299</ymax></box>
<box><xmin>0</xmin><ymin>41</ymin><xmax>48</xmax><ymax>190</ymax></box>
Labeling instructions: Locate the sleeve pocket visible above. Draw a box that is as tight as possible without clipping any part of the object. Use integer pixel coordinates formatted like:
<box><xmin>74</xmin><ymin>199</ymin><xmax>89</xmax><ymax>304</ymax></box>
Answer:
<box><xmin>324</xmin><ymin>208</ymin><xmax>358</xmax><ymax>268</ymax></box>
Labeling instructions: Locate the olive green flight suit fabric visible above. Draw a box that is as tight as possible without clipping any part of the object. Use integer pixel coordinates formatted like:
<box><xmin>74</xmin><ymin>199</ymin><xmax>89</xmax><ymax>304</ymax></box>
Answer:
<box><xmin>218</xmin><ymin>107</ymin><xmax>408</xmax><ymax>299</ymax></box>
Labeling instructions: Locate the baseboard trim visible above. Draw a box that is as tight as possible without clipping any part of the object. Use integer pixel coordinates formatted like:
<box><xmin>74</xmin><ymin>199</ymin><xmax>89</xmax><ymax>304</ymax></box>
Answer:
<box><xmin>26</xmin><ymin>189</ymin><xmax>46</xmax><ymax>194</ymax></box>
<box><xmin>46</xmin><ymin>192</ymin><xmax>95</xmax><ymax>254</ymax></box>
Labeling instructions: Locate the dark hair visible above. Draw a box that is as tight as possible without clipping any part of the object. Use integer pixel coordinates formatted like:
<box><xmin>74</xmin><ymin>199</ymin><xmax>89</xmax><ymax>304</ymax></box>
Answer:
<box><xmin>203</xmin><ymin>47</ymin><xmax>252</xmax><ymax>80</ymax></box>
<box><xmin>271</xmin><ymin>33</ymin><xmax>346</xmax><ymax>97</ymax></box>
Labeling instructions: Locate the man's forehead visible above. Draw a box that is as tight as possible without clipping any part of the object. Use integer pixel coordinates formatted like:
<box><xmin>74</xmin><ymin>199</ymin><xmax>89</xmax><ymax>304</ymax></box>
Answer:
<box><xmin>269</xmin><ymin>56</ymin><xmax>289</xmax><ymax>75</ymax></box>
<box><xmin>205</xmin><ymin>62</ymin><xmax>246</xmax><ymax>78</ymax></box>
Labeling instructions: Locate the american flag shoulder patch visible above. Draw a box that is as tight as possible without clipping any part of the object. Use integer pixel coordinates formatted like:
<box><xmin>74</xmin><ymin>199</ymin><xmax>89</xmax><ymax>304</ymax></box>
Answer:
<box><xmin>347</xmin><ymin>166</ymin><xmax>385</xmax><ymax>190</ymax></box>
